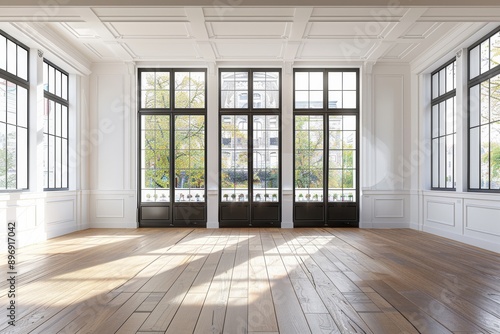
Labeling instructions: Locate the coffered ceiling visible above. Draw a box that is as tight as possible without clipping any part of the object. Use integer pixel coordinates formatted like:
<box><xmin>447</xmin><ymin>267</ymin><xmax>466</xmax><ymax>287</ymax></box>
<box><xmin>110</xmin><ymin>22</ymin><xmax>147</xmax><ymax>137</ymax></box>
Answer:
<box><xmin>0</xmin><ymin>5</ymin><xmax>499</xmax><ymax>68</ymax></box>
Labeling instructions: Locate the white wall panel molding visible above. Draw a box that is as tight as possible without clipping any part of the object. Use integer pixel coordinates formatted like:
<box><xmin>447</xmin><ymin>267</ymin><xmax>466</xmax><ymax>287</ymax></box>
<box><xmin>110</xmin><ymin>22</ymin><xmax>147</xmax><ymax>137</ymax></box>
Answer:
<box><xmin>426</xmin><ymin>200</ymin><xmax>455</xmax><ymax>227</ymax></box>
<box><xmin>464</xmin><ymin>201</ymin><xmax>500</xmax><ymax>237</ymax></box>
<box><xmin>374</xmin><ymin>198</ymin><xmax>404</xmax><ymax>218</ymax></box>
<box><xmin>96</xmin><ymin>198</ymin><xmax>125</xmax><ymax>218</ymax></box>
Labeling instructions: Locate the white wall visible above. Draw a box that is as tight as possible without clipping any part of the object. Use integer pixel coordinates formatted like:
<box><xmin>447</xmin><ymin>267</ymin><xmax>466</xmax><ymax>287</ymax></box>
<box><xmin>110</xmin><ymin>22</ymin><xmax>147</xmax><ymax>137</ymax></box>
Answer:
<box><xmin>360</xmin><ymin>63</ymin><xmax>413</xmax><ymax>228</ymax></box>
<box><xmin>88</xmin><ymin>63</ymin><xmax>137</xmax><ymax>228</ymax></box>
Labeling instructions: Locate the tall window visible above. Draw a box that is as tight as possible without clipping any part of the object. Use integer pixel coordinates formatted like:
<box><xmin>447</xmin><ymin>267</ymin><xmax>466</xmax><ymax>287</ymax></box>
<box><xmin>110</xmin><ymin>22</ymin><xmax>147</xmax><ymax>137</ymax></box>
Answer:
<box><xmin>469</xmin><ymin>27</ymin><xmax>500</xmax><ymax>191</ymax></box>
<box><xmin>0</xmin><ymin>30</ymin><xmax>29</xmax><ymax>191</ymax></box>
<box><xmin>43</xmin><ymin>61</ymin><xmax>69</xmax><ymax>190</ymax></box>
<box><xmin>293</xmin><ymin>69</ymin><xmax>359</xmax><ymax>226</ymax></box>
<box><xmin>219</xmin><ymin>69</ymin><xmax>281</xmax><ymax>227</ymax></box>
<box><xmin>138</xmin><ymin>69</ymin><xmax>206</xmax><ymax>226</ymax></box>
<box><xmin>431</xmin><ymin>59</ymin><xmax>456</xmax><ymax>190</ymax></box>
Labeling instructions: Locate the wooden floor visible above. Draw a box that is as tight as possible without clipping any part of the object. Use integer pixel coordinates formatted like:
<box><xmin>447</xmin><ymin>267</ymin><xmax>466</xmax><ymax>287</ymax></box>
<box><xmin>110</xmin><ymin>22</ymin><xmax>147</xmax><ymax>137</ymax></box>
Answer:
<box><xmin>1</xmin><ymin>228</ymin><xmax>500</xmax><ymax>334</ymax></box>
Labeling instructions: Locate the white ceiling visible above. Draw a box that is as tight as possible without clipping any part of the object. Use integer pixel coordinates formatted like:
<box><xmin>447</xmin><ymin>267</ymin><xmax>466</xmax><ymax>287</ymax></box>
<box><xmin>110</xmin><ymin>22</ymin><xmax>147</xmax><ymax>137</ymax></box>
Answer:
<box><xmin>0</xmin><ymin>5</ymin><xmax>499</xmax><ymax>67</ymax></box>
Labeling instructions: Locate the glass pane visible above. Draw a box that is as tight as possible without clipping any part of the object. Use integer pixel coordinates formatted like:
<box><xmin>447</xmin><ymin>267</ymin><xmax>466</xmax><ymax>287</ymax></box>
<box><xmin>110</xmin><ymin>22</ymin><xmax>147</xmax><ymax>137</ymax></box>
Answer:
<box><xmin>481</xmin><ymin>80</ymin><xmax>490</xmax><ymax>125</ymax></box>
<box><xmin>295</xmin><ymin>115</ymin><xmax>324</xmax><ymax>200</ymax></box>
<box><xmin>175</xmin><ymin>91</ymin><xmax>189</xmax><ymax>108</ymax></box>
<box><xmin>0</xmin><ymin>35</ymin><xmax>5</xmax><ymax>71</ymax></box>
<box><xmin>439</xmin><ymin>69</ymin><xmax>446</xmax><ymax>96</ymax></box>
<box><xmin>470</xmin><ymin>85</ymin><xmax>480</xmax><ymax>128</ymax></box>
<box><xmin>439</xmin><ymin>102</ymin><xmax>446</xmax><ymax>136</ymax></box>
<box><xmin>155</xmin><ymin>90</ymin><xmax>170</xmax><ymax>109</ymax></box>
<box><xmin>329</xmin><ymin>150</ymin><xmax>342</xmax><ymax>168</ymax></box>
<box><xmin>17</xmin><ymin>127</ymin><xmax>28</xmax><ymax>189</ymax></box>
<box><xmin>310</xmin><ymin>72</ymin><xmax>323</xmax><ymax>90</ymax></box>
<box><xmin>490</xmin><ymin>121</ymin><xmax>500</xmax><ymax>189</ymax></box>
<box><xmin>49</xmin><ymin>66</ymin><xmax>55</xmax><ymax>94</ymax></box>
<box><xmin>481</xmin><ymin>125</ymin><xmax>490</xmax><ymax>189</ymax></box>
<box><xmin>491</xmin><ymin>32</ymin><xmax>500</xmax><ymax>70</ymax></box>
<box><xmin>17</xmin><ymin>47</ymin><xmax>28</xmax><ymax>81</ymax></box>
<box><xmin>295</xmin><ymin>91</ymin><xmax>308</xmax><ymax>109</ymax></box>
<box><xmin>343</xmin><ymin>131</ymin><xmax>356</xmax><ymax>149</ymax></box>
<box><xmin>446</xmin><ymin>63</ymin><xmax>454</xmax><ymax>93</ymax></box>
<box><xmin>343</xmin><ymin>91</ymin><xmax>356</xmax><ymax>108</ymax></box>
<box><xmin>343</xmin><ymin>150</ymin><xmax>355</xmax><ymax>168</ymax></box>
<box><xmin>265</xmin><ymin>91</ymin><xmax>279</xmax><ymax>109</ymax></box>
<box><xmin>432</xmin><ymin>138</ymin><xmax>439</xmax><ymax>188</ymax></box>
<box><xmin>141</xmin><ymin>115</ymin><xmax>170</xmax><ymax>201</ymax></box>
<box><xmin>175</xmin><ymin>72</ymin><xmax>189</xmax><ymax>90</ymax></box>
<box><xmin>56</xmin><ymin>103</ymin><xmax>62</xmax><ymax>137</ymax></box>
<box><xmin>432</xmin><ymin>73</ymin><xmax>439</xmax><ymax>99</ymax></box>
<box><xmin>328</xmin><ymin>72</ymin><xmax>342</xmax><ymax>90</ymax></box>
<box><xmin>328</xmin><ymin>169</ymin><xmax>342</xmax><ymax>189</ymax></box>
<box><xmin>56</xmin><ymin>70</ymin><xmax>62</xmax><ymax>97</ymax></box>
<box><xmin>17</xmin><ymin>86</ymin><xmax>28</xmax><ymax>128</ymax></box>
<box><xmin>253</xmin><ymin>91</ymin><xmax>264</xmax><ymax>108</ymax></box>
<box><xmin>221</xmin><ymin>90</ymin><xmax>235</xmax><ymax>108</ymax></box>
<box><xmin>6</xmin><ymin>82</ymin><xmax>16</xmax><ymax>125</ymax></box>
<box><xmin>328</xmin><ymin>91</ymin><xmax>342</xmax><ymax>109</ymax></box>
<box><xmin>62</xmin><ymin>106</ymin><xmax>68</xmax><ymax>138</ymax></box>
<box><xmin>62</xmin><ymin>74</ymin><xmax>68</xmax><ymax>100</ymax></box>
<box><xmin>481</xmin><ymin>40</ymin><xmax>490</xmax><ymax>74</ymax></box>
<box><xmin>236</xmin><ymin>91</ymin><xmax>248</xmax><ymax>108</ymax></box>
<box><xmin>0</xmin><ymin>125</ymin><xmax>5</xmax><ymax>188</ymax></box>
<box><xmin>446</xmin><ymin>98</ymin><xmax>454</xmax><ymax>135</ymax></box>
<box><xmin>0</xmin><ymin>79</ymin><xmax>5</xmax><ymax>123</ymax></box>
<box><xmin>7</xmin><ymin>40</ymin><xmax>16</xmax><ymax>76</ymax></box>
<box><xmin>432</xmin><ymin>105</ymin><xmax>439</xmax><ymax>138</ymax></box>
<box><xmin>309</xmin><ymin>91</ymin><xmax>323</xmax><ymax>108</ymax></box>
<box><xmin>141</xmin><ymin>72</ymin><xmax>155</xmax><ymax>90</ymax></box>
<box><xmin>343</xmin><ymin>72</ymin><xmax>356</xmax><ymax>90</ymax></box>
<box><xmin>295</xmin><ymin>72</ymin><xmax>309</xmax><ymax>90</ymax></box>
<box><xmin>56</xmin><ymin>137</ymin><xmax>62</xmax><ymax>188</ymax></box>
<box><xmin>446</xmin><ymin>135</ymin><xmax>454</xmax><ymax>188</ymax></box>
<box><xmin>491</xmin><ymin>74</ymin><xmax>500</xmax><ymax>122</ymax></box>
<box><xmin>469</xmin><ymin>45</ymin><xmax>480</xmax><ymax>79</ymax></box>
<box><xmin>439</xmin><ymin>137</ymin><xmax>446</xmax><ymax>188</ymax></box>
<box><xmin>344</xmin><ymin>116</ymin><xmax>356</xmax><ymax>130</ymax></box>
<box><xmin>343</xmin><ymin>170</ymin><xmax>354</xmax><ymax>188</ymax></box>
<box><xmin>329</xmin><ymin>130</ymin><xmax>342</xmax><ymax>149</ymax></box>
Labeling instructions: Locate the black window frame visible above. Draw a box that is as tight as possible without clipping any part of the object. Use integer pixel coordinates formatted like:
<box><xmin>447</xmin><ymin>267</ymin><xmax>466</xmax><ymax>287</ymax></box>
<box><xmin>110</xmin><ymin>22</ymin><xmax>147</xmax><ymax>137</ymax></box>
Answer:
<box><xmin>218</xmin><ymin>68</ymin><xmax>282</xmax><ymax>227</ymax></box>
<box><xmin>431</xmin><ymin>58</ymin><xmax>456</xmax><ymax>191</ymax></box>
<box><xmin>0</xmin><ymin>29</ymin><xmax>29</xmax><ymax>192</ymax></box>
<box><xmin>468</xmin><ymin>25</ymin><xmax>500</xmax><ymax>192</ymax></box>
<box><xmin>137</xmin><ymin>68</ymin><xmax>208</xmax><ymax>227</ymax></box>
<box><xmin>293</xmin><ymin>68</ymin><xmax>360</xmax><ymax>227</ymax></box>
<box><xmin>43</xmin><ymin>59</ymin><xmax>69</xmax><ymax>191</ymax></box>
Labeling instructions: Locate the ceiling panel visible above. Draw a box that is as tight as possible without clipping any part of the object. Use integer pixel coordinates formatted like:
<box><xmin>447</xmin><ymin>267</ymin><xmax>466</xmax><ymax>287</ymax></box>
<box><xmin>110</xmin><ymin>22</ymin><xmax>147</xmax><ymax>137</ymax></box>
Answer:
<box><xmin>84</xmin><ymin>42</ymin><xmax>119</xmax><ymax>59</ymax></box>
<box><xmin>382</xmin><ymin>43</ymin><xmax>417</xmax><ymax>59</ymax></box>
<box><xmin>310</xmin><ymin>7</ymin><xmax>403</xmax><ymax>20</ymax></box>
<box><xmin>203</xmin><ymin>7</ymin><xmax>295</xmax><ymax>18</ymax></box>
<box><xmin>403</xmin><ymin>22</ymin><xmax>440</xmax><ymax>38</ymax></box>
<box><xmin>93</xmin><ymin>7</ymin><xmax>187</xmax><ymax>18</ymax></box>
<box><xmin>125</xmin><ymin>40</ymin><xmax>199</xmax><ymax>59</ymax></box>
<box><xmin>214</xmin><ymin>42</ymin><xmax>284</xmax><ymax>59</ymax></box>
<box><xmin>306</xmin><ymin>22</ymin><xmax>390</xmax><ymax>38</ymax></box>
<box><xmin>62</xmin><ymin>22</ymin><xmax>98</xmax><ymax>38</ymax></box>
<box><xmin>299</xmin><ymin>40</ymin><xmax>377</xmax><ymax>59</ymax></box>
<box><xmin>207</xmin><ymin>22</ymin><xmax>289</xmax><ymax>38</ymax></box>
<box><xmin>106</xmin><ymin>22</ymin><xmax>189</xmax><ymax>38</ymax></box>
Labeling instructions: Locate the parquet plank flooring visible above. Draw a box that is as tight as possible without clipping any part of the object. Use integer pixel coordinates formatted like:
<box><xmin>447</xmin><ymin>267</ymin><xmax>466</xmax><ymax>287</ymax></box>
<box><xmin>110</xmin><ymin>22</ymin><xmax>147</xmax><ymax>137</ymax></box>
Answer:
<box><xmin>1</xmin><ymin>228</ymin><xmax>498</xmax><ymax>334</ymax></box>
